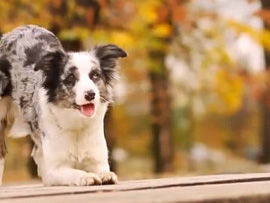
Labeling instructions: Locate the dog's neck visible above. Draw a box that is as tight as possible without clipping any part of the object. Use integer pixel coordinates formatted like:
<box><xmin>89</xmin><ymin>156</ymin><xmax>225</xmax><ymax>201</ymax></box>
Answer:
<box><xmin>46</xmin><ymin>102</ymin><xmax>108</xmax><ymax>133</ymax></box>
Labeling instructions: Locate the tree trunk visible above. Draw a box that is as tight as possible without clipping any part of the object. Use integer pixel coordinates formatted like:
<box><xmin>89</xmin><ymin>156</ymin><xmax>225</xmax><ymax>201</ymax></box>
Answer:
<box><xmin>260</xmin><ymin>0</ymin><xmax>270</xmax><ymax>163</ymax></box>
<box><xmin>149</xmin><ymin>50</ymin><xmax>173</xmax><ymax>173</ymax></box>
<box><xmin>104</xmin><ymin>108</ymin><xmax>116</xmax><ymax>172</ymax></box>
<box><xmin>261</xmin><ymin>97</ymin><xmax>270</xmax><ymax>163</ymax></box>
<box><xmin>27</xmin><ymin>138</ymin><xmax>38</xmax><ymax>177</ymax></box>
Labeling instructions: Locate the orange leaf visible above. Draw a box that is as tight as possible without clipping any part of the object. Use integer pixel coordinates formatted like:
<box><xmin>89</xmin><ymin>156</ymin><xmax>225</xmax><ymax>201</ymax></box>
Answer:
<box><xmin>51</xmin><ymin>0</ymin><xmax>63</xmax><ymax>9</ymax></box>
<box><xmin>255</xmin><ymin>9</ymin><xmax>270</xmax><ymax>27</ymax></box>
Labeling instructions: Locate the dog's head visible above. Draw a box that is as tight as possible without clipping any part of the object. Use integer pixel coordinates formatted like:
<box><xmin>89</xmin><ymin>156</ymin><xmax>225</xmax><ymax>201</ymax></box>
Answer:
<box><xmin>35</xmin><ymin>44</ymin><xmax>127</xmax><ymax>118</ymax></box>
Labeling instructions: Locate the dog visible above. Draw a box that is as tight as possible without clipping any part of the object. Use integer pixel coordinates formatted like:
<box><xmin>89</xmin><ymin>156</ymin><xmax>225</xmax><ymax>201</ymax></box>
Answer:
<box><xmin>0</xmin><ymin>25</ymin><xmax>127</xmax><ymax>186</ymax></box>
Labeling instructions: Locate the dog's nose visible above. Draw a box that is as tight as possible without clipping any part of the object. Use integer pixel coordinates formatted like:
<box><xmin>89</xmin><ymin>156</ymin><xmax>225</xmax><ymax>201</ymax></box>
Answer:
<box><xmin>84</xmin><ymin>90</ymin><xmax>95</xmax><ymax>101</ymax></box>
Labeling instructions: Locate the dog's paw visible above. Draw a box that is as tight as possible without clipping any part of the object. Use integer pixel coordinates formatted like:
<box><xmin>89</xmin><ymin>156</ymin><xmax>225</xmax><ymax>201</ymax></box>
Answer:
<box><xmin>78</xmin><ymin>173</ymin><xmax>102</xmax><ymax>186</ymax></box>
<box><xmin>99</xmin><ymin>172</ymin><xmax>118</xmax><ymax>184</ymax></box>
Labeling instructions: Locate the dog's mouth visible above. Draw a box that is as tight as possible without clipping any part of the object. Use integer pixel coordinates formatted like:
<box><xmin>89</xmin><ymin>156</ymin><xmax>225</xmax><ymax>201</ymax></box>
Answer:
<box><xmin>79</xmin><ymin>103</ymin><xmax>95</xmax><ymax>117</ymax></box>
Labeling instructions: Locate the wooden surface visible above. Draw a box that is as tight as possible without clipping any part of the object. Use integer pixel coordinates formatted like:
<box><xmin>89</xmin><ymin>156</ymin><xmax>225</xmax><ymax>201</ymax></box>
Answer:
<box><xmin>1</xmin><ymin>173</ymin><xmax>270</xmax><ymax>203</ymax></box>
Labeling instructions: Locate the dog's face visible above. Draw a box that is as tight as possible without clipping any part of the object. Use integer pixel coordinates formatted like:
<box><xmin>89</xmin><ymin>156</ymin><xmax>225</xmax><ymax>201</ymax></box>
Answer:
<box><xmin>35</xmin><ymin>44</ymin><xmax>127</xmax><ymax>118</ymax></box>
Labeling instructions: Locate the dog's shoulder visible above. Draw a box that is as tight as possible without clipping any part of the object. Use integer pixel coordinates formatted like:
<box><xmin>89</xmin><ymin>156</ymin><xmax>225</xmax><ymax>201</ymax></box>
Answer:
<box><xmin>0</xmin><ymin>25</ymin><xmax>63</xmax><ymax>61</ymax></box>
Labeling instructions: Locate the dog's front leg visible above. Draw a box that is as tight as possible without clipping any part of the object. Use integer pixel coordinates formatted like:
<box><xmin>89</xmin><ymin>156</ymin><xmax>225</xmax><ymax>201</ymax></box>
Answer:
<box><xmin>0</xmin><ymin>119</ymin><xmax>7</xmax><ymax>186</ymax></box>
<box><xmin>43</xmin><ymin>167</ymin><xmax>102</xmax><ymax>186</ymax></box>
<box><xmin>83</xmin><ymin>159</ymin><xmax>118</xmax><ymax>185</ymax></box>
<box><xmin>41</xmin><ymin>136</ymin><xmax>103</xmax><ymax>186</ymax></box>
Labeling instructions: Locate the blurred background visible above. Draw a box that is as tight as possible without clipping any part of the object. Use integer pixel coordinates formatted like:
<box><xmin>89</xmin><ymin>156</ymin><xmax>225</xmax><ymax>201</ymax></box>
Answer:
<box><xmin>2</xmin><ymin>0</ymin><xmax>270</xmax><ymax>183</ymax></box>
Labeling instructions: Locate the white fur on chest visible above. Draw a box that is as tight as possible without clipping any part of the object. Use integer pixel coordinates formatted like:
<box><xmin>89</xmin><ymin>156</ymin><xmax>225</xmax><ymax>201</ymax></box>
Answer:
<box><xmin>38</xmin><ymin>89</ymin><xmax>109</xmax><ymax>175</ymax></box>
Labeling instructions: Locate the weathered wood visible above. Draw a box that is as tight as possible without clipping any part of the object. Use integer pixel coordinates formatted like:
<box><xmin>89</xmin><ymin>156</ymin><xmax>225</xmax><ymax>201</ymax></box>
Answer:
<box><xmin>1</xmin><ymin>173</ymin><xmax>270</xmax><ymax>202</ymax></box>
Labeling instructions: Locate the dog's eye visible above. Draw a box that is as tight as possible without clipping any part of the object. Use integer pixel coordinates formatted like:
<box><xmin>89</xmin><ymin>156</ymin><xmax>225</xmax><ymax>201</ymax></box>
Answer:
<box><xmin>89</xmin><ymin>72</ymin><xmax>100</xmax><ymax>82</ymax></box>
<box><xmin>64</xmin><ymin>74</ymin><xmax>76</xmax><ymax>85</ymax></box>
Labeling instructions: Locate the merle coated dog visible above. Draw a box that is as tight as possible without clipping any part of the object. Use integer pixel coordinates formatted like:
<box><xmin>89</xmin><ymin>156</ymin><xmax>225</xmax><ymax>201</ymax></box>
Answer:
<box><xmin>0</xmin><ymin>25</ymin><xmax>127</xmax><ymax>186</ymax></box>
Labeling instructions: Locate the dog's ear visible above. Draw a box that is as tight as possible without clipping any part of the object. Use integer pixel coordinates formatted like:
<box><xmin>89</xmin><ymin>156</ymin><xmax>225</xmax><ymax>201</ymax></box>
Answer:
<box><xmin>94</xmin><ymin>44</ymin><xmax>127</xmax><ymax>62</ymax></box>
<box><xmin>94</xmin><ymin>44</ymin><xmax>127</xmax><ymax>86</ymax></box>
<box><xmin>34</xmin><ymin>51</ymin><xmax>66</xmax><ymax>72</ymax></box>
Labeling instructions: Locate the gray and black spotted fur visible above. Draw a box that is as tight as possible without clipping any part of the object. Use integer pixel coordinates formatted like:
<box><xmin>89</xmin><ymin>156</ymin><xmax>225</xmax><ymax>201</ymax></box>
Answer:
<box><xmin>0</xmin><ymin>25</ymin><xmax>126</xmax><ymax>160</ymax></box>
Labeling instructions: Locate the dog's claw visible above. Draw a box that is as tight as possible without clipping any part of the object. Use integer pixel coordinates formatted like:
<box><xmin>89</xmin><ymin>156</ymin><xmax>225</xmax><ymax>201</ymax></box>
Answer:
<box><xmin>99</xmin><ymin>172</ymin><xmax>118</xmax><ymax>184</ymax></box>
<box><xmin>79</xmin><ymin>173</ymin><xmax>102</xmax><ymax>186</ymax></box>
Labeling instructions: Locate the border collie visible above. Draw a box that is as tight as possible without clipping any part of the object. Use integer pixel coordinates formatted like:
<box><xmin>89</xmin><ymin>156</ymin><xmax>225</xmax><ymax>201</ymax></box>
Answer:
<box><xmin>0</xmin><ymin>25</ymin><xmax>127</xmax><ymax>186</ymax></box>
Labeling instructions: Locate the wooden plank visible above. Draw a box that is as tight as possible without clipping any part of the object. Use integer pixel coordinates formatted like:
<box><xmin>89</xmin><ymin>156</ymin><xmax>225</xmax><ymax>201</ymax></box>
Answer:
<box><xmin>2</xmin><ymin>173</ymin><xmax>270</xmax><ymax>199</ymax></box>
<box><xmin>1</xmin><ymin>181</ymin><xmax>270</xmax><ymax>203</ymax></box>
<box><xmin>1</xmin><ymin>173</ymin><xmax>270</xmax><ymax>202</ymax></box>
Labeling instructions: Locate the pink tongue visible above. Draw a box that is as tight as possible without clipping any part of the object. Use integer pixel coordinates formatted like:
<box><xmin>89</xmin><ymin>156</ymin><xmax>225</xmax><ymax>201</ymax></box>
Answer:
<box><xmin>80</xmin><ymin>104</ymin><xmax>95</xmax><ymax>117</ymax></box>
